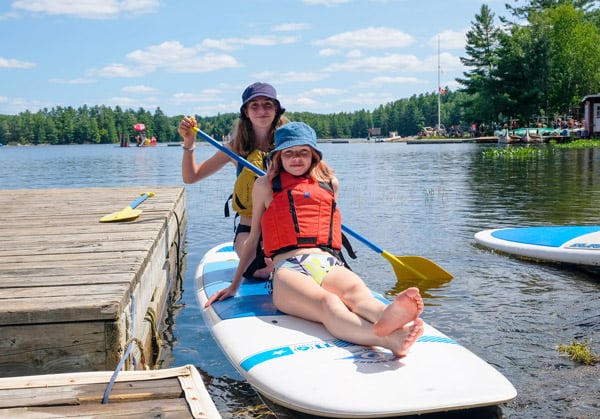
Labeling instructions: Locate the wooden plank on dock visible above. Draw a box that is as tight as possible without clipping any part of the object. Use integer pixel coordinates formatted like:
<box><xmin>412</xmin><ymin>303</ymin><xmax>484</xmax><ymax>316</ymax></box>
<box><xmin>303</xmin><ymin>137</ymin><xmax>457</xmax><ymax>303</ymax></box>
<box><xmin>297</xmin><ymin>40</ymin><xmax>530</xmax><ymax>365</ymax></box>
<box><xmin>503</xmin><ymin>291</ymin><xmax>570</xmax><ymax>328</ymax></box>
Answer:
<box><xmin>0</xmin><ymin>186</ymin><xmax>187</xmax><ymax>377</ymax></box>
<box><xmin>0</xmin><ymin>364</ymin><xmax>222</xmax><ymax>418</ymax></box>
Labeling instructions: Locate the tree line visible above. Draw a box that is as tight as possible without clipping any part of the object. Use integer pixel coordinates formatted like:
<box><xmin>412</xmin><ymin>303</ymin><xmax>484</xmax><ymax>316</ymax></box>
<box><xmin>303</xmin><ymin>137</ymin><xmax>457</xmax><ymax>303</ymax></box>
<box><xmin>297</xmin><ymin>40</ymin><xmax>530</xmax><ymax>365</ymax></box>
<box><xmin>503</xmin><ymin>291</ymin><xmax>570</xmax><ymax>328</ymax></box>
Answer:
<box><xmin>1</xmin><ymin>1</ymin><xmax>599</xmax><ymax>146</ymax></box>
<box><xmin>459</xmin><ymin>0</ymin><xmax>600</xmax><ymax>128</ymax></box>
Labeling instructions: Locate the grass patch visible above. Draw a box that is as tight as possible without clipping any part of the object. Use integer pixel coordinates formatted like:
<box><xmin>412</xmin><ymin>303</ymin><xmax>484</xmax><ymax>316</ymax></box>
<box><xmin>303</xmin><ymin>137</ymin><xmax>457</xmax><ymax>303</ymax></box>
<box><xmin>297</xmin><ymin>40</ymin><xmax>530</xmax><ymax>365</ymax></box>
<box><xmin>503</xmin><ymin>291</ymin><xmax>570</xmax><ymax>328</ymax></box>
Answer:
<box><xmin>557</xmin><ymin>340</ymin><xmax>599</xmax><ymax>365</ymax></box>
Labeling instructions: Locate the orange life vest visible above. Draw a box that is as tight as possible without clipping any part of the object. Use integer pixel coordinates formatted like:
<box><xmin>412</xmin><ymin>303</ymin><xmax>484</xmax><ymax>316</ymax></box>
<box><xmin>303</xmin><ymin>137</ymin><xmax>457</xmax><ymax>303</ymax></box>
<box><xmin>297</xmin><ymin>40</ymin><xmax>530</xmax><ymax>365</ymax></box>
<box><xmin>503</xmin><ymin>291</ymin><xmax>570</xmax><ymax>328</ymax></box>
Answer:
<box><xmin>261</xmin><ymin>172</ymin><xmax>342</xmax><ymax>257</ymax></box>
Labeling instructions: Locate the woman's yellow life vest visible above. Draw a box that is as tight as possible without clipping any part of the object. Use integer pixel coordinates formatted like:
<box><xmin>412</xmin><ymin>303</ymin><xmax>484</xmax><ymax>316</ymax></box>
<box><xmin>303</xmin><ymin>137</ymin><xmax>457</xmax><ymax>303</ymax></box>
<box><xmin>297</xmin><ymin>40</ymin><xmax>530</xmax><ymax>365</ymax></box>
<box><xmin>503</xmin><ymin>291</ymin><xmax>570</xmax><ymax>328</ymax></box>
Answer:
<box><xmin>231</xmin><ymin>149</ymin><xmax>269</xmax><ymax>217</ymax></box>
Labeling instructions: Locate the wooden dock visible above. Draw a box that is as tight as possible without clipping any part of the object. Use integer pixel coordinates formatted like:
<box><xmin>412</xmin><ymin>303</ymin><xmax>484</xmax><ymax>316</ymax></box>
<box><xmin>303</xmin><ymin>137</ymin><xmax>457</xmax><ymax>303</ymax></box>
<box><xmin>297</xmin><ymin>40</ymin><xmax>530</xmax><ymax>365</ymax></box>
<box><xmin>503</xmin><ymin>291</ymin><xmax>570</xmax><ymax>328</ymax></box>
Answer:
<box><xmin>406</xmin><ymin>136</ymin><xmax>498</xmax><ymax>144</ymax></box>
<box><xmin>0</xmin><ymin>364</ymin><xmax>221</xmax><ymax>418</ymax></box>
<box><xmin>0</xmin><ymin>186</ymin><xmax>186</xmax><ymax>377</ymax></box>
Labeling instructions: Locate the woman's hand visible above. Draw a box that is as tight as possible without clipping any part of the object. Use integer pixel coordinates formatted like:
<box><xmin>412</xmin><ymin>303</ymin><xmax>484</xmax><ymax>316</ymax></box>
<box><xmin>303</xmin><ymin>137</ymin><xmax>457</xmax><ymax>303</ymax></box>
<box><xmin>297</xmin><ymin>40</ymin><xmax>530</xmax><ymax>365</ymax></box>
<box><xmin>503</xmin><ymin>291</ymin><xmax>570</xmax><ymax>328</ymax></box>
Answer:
<box><xmin>178</xmin><ymin>116</ymin><xmax>197</xmax><ymax>144</ymax></box>
<box><xmin>204</xmin><ymin>285</ymin><xmax>237</xmax><ymax>307</ymax></box>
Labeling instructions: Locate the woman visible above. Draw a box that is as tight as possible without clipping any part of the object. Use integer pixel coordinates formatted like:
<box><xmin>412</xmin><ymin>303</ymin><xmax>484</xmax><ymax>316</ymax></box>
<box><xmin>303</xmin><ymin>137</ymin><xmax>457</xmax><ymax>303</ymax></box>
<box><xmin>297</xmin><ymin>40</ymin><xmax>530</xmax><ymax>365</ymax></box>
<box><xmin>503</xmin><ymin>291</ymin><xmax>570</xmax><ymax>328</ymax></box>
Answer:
<box><xmin>206</xmin><ymin>122</ymin><xmax>424</xmax><ymax>357</ymax></box>
<box><xmin>178</xmin><ymin>82</ymin><xmax>288</xmax><ymax>279</ymax></box>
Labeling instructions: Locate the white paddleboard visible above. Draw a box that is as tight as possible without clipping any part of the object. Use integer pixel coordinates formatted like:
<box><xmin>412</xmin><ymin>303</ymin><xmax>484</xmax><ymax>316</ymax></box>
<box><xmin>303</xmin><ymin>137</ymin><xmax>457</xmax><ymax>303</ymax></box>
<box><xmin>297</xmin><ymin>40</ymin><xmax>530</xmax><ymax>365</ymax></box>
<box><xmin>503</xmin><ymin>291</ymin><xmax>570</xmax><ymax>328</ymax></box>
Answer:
<box><xmin>475</xmin><ymin>226</ymin><xmax>600</xmax><ymax>266</ymax></box>
<box><xmin>196</xmin><ymin>243</ymin><xmax>516</xmax><ymax>418</ymax></box>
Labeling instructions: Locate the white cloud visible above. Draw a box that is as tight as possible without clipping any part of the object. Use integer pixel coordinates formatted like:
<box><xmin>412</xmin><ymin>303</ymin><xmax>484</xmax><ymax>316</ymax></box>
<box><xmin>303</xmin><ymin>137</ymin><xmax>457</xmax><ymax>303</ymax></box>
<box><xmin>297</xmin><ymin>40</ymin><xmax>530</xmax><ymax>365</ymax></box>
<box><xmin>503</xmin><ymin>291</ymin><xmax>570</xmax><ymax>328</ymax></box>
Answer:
<box><xmin>48</xmin><ymin>78</ymin><xmax>96</xmax><ymax>84</ymax></box>
<box><xmin>122</xmin><ymin>85</ymin><xmax>157</xmax><ymax>94</ymax></box>
<box><xmin>0</xmin><ymin>57</ymin><xmax>35</xmax><ymax>69</ymax></box>
<box><xmin>357</xmin><ymin>76</ymin><xmax>425</xmax><ymax>88</ymax></box>
<box><xmin>11</xmin><ymin>0</ymin><xmax>158</xmax><ymax>19</ymax></box>
<box><xmin>325</xmin><ymin>54</ymin><xmax>423</xmax><ymax>73</ymax></box>
<box><xmin>315</xmin><ymin>27</ymin><xmax>415</xmax><ymax>49</ymax></box>
<box><xmin>430</xmin><ymin>30</ymin><xmax>468</xmax><ymax>50</ymax></box>
<box><xmin>302</xmin><ymin>87</ymin><xmax>346</xmax><ymax>97</ymax></box>
<box><xmin>318</xmin><ymin>48</ymin><xmax>340</xmax><ymax>57</ymax></box>
<box><xmin>168</xmin><ymin>53</ymin><xmax>242</xmax><ymax>73</ymax></box>
<box><xmin>303</xmin><ymin>0</ymin><xmax>351</xmax><ymax>5</ymax></box>
<box><xmin>339</xmin><ymin>91</ymin><xmax>395</xmax><ymax>106</ymax></box>
<box><xmin>346</xmin><ymin>49</ymin><xmax>362</xmax><ymax>59</ymax></box>
<box><xmin>88</xmin><ymin>63</ymin><xmax>146</xmax><ymax>78</ymax></box>
<box><xmin>88</xmin><ymin>42</ymin><xmax>243</xmax><ymax>77</ymax></box>
<box><xmin>171</xmin><ymin>89</ymin><xmax>225</xmax><ymax>104</ymax></box>
<box><xmin>201</xmin><ymin>35</ymin><xmax>299</xmax><ymax>51</ymax></box>
<box><xmin>273</xmin><ymin>22</ymin><xmax>311</xmax><ymax>32</ymax></box>
<box><xmin>126</xmin><ymin>41</ymin><xmax>198</xmax><ymax>64</ymax></box>
<box><xmin>108</xmin><ymin>96</ymin><xmax>142</xmax><ymax>108</ymax></box>
<box><xmin>422</xmin><ymin>52</ymin><xmax>464</xmax><ymax>72</ymax></box>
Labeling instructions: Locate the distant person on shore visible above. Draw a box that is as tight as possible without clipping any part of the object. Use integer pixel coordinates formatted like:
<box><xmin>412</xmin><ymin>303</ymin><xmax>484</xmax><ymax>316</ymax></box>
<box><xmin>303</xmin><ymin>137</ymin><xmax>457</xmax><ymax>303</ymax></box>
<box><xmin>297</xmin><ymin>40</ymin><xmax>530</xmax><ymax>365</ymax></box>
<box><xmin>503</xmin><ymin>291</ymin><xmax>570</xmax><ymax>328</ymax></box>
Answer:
<box><xmin>178</xmin><ymin>82</ymin><xmax>289</xmax><ymax>279</ymax></box>
<box><xmin>205</xmin><ymin>122</ymin><xmax>424</xmax><ymax>357</ymax></box>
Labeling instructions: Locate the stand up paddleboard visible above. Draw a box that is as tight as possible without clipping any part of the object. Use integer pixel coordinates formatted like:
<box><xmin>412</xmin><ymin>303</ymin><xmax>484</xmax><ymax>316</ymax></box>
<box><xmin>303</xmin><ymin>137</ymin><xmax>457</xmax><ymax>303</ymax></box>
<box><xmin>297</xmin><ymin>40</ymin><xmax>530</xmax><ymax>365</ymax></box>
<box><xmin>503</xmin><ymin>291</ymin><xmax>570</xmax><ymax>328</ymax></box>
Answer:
<box><xmin>475</xmin><ymin>226</ymin><xmax>600</xmax><ymax>267</ymax></box>
<box><xmin>196</xmin><ymin>243</ymin><xmax>516</xmax><ymax>418</ymax></box>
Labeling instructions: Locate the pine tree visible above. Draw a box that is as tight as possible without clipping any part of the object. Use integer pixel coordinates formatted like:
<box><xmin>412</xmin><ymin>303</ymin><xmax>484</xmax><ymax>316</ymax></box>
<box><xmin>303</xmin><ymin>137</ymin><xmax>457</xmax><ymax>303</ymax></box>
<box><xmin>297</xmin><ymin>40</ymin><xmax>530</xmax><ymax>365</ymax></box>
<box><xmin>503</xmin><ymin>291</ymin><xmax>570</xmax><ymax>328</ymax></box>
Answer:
<box><xmin>457</xmin><ymin>4</ymin><xmax>501</xmax><ymax>125</ymax></box>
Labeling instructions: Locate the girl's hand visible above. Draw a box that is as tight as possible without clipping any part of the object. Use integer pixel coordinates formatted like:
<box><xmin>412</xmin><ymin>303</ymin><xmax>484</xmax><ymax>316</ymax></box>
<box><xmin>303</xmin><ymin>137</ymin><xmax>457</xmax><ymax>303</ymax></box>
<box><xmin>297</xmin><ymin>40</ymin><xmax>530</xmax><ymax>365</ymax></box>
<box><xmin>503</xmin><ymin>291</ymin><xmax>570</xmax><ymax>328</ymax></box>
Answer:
<box><xmin>204</xmin><ymin>285</ymin><xmax>236</xmax><ymax>307</ymax></box>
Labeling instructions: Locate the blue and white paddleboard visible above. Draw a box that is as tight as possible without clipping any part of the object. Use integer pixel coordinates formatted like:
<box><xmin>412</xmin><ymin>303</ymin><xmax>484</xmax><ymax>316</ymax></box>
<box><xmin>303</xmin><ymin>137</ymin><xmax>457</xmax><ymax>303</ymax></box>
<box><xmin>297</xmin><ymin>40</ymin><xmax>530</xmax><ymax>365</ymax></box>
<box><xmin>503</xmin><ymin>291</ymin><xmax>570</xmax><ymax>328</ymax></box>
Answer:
<box><xmin>196</xmin><ymin>243</ymin><xmax>516</xmax><ymax>418</ymax></box>
<box><xmin>475</xmin><ymin>226</ymin><xmax>600</xmax><ymax>266</ymax></box>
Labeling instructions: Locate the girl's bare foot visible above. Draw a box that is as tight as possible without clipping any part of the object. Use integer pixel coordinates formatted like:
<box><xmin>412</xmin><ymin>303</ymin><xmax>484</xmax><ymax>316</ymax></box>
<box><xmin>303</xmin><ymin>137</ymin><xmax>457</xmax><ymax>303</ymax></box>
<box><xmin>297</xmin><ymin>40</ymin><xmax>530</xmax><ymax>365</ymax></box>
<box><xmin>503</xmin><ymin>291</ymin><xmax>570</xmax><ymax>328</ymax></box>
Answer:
<box><xmin>373</xmin><ymin>287</ymin><xmax>423</xmax><ymax>337</ymax></box>
<box><xmin>389</xmin><ymin>317</ymin><xmax>424</xmax><ymax>357</ymax></box>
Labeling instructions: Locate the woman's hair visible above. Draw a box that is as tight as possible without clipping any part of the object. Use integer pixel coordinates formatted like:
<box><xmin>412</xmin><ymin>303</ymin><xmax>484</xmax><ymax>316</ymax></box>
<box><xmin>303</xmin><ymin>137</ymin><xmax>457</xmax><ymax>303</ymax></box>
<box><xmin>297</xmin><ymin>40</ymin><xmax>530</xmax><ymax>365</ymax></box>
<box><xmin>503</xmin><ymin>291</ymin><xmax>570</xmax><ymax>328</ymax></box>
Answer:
<box><xmin>229</xmin><ymin>105</ymin><xmax>288</xmax><ymax>157</ymax></box>
<box><xmin>268</xmin><ymin>148</ymin><xmax>334</xmax><ymax>183</ymax></box>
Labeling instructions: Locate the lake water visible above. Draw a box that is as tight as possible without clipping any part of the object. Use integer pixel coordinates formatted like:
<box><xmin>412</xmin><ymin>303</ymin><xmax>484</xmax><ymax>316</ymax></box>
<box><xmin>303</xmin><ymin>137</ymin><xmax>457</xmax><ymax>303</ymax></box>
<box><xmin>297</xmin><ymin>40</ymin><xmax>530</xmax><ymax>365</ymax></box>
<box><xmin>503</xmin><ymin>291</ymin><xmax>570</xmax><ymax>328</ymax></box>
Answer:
<box><xmin>1</xmin><ymin>142</ymin><xmax>599</xmax><ymax>418</ymax></box>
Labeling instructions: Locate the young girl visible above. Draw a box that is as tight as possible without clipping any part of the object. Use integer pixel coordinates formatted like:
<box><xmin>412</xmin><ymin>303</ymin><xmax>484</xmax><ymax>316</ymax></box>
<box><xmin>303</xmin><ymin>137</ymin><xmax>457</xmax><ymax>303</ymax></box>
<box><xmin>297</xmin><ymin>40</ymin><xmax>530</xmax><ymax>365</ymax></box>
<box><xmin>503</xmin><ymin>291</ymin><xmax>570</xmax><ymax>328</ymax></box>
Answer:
<box><xmin>178</xmin><ymin>82</ymin><xmax>288</xmax><ymax>279</ymax></box>
<box><xmin>205</xmin><ymin>122</ymin><xmax>424</xmax><ymax>357</ymax></box>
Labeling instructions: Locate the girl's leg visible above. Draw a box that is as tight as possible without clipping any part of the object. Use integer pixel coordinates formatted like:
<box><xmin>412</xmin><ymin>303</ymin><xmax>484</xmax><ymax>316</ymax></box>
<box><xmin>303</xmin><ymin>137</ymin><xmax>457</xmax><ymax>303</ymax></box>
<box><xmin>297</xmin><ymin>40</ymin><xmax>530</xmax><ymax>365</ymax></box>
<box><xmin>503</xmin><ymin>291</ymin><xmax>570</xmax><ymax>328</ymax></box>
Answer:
<box><xmin>322</xmin><ymin>266</ymin><xmax>423</xmax><ymax>332</ymax></box>
<box><xmin>273</xmin><ymin>268</ymin><xmax>423</xmax><ymax>357</ymax></box>
<box><xmin>373</xmin><ymin>287</ymin><xmax>423</xmax><ymax>337</ymax></box>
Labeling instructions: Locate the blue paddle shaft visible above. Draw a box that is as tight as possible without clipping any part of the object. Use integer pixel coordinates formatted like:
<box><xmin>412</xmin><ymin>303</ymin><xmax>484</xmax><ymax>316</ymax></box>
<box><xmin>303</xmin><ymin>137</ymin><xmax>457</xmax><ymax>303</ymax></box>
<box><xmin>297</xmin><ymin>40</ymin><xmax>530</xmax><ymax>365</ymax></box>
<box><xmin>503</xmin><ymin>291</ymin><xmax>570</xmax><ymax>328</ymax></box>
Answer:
<box><xmin>195</xmin><ymin>128</ymin><xmax>381</xmax><ymax>253</ymax></box>
<box><xmin>196</xmin><ymin>130</ymin><xmax>265</xmax><ymax>176</ymax></box>
<box><xmin>341</xmin><ymin>224</ymin><xmax>383</xmax><ymax>254</ymax></box>
<box><xmin>130</xmin><ymin>193</ymin><xmax>150</xmax><ymax>209</ymax></box>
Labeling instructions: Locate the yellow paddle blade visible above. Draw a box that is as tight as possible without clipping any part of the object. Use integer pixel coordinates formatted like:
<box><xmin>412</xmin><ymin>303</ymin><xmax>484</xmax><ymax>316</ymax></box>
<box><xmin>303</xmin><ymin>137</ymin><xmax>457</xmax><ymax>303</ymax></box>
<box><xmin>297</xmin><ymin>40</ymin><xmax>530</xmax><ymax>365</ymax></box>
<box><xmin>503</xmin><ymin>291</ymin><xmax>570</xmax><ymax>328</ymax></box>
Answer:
<box><xmin>381</xmin><ymin>250</ymin><xmax>453</xmax><ymax>282</ymax></box>
<box><xmin>99</xmin><ymin>208</ymin><xmax>143</xmax><ymax>223</ymax></box>
<box><xmin>99</xmin><ymin>192</ymin><xmax>155</xmax><ymax>223</ymax></box>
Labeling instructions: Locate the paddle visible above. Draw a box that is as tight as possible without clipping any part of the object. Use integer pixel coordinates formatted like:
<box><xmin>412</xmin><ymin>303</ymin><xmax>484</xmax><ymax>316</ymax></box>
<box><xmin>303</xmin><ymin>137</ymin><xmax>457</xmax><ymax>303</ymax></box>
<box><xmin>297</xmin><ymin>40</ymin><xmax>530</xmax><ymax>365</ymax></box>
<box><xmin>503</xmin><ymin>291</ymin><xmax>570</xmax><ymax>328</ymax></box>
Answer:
<box><xmin>99</xmin><ymin>192</ymin><xmax>155</xmax><ymax>223</ymax></box>
<box><xmin>191</xmin><ymin>126</ymin><xmax>453</xmax><ymax>281</ymax></box>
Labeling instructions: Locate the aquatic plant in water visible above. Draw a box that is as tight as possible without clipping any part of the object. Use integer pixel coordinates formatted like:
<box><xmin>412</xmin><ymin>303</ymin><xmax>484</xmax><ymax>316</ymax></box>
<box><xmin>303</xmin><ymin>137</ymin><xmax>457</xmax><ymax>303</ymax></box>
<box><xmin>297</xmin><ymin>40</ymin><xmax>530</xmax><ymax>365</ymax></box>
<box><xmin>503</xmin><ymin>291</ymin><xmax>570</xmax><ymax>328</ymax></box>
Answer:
<box><xmin>482</xmin><ymin>146</ymin><xmax>554</xmax><ymax>159</ymax></box>
<box><xmin>483</xmin><ymin>139</ymin><xmax>600</xmax><ymax>159</ymax></box>
<box><xmin>557</xmin><ymin>340</ymin><xmax>599</xmax><ymax>365</ymax></box>
<box><xmin>553</xmin><ymin>139</ymin><xmax>600</xmax><ymax>149</ymax></box>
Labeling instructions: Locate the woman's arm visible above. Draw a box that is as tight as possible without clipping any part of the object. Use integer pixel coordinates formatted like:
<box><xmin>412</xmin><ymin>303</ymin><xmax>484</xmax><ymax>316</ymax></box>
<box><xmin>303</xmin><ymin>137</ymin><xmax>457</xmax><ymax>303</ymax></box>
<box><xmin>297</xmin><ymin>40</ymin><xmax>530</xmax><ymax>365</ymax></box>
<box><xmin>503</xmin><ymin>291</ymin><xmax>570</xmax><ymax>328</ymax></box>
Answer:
<box><xmin>178</xmin><ymin>116</ymin><xmax>233</xmax><ymax>184</ymax></box>
<box><xmin>182</xmin><ymin>148</ymin><xmax>232</xmax><ymax>184</ymax></box>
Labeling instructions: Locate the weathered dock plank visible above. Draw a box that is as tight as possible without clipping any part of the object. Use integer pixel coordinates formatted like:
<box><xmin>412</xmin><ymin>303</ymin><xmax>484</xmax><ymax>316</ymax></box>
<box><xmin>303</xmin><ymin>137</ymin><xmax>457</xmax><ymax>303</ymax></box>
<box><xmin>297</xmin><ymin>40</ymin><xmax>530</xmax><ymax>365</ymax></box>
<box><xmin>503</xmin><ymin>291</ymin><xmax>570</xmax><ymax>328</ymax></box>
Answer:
<box><xmin>0</xmin><ymin>364</ymin><xmax>222</xmax><ymax>418</ymax></box>
<box><xmin>0</xmin><ymin>186</ymin><xmax>187</xmax><ymax>377</ymax></box>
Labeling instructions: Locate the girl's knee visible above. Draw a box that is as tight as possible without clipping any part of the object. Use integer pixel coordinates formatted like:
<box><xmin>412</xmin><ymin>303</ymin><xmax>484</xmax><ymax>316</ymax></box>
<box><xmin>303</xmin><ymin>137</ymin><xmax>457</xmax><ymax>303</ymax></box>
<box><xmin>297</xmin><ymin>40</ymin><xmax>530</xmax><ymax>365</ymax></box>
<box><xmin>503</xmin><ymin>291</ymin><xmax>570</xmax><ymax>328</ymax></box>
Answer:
<box><xmin>318</xmin><ymin>291</ymin><xmax>347</xmax><ymax>316</ymax></box>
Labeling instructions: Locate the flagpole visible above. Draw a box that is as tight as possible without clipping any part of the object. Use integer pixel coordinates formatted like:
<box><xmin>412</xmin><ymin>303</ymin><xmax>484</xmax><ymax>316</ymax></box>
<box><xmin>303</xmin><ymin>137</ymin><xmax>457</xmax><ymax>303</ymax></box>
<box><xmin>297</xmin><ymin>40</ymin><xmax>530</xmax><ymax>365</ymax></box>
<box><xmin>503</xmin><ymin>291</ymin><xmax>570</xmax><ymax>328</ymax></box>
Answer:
<box><xmin>437</xmin><ymin>36</ymin><xmax>441</xmax><ymax>132</ymax></box>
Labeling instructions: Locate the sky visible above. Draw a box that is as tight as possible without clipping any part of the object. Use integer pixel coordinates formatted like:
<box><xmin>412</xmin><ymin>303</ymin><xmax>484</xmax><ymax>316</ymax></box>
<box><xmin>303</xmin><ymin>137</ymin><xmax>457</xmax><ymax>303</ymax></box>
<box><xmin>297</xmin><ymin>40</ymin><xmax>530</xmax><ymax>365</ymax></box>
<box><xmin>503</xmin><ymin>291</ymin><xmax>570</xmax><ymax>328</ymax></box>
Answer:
<box><xmin>0</xmin><ymin>0</ymin><xmax>509</xmax><ymax>117</ymax></box>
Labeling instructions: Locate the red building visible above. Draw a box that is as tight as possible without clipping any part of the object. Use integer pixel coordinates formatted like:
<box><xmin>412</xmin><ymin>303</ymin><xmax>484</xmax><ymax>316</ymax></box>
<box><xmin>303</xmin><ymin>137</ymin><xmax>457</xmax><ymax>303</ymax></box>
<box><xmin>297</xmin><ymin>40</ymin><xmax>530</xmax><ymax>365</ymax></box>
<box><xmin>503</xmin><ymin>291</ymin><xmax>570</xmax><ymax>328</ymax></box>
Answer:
<box><xmin>582</xmin><ymin>94</ymin><xmax>600</xmax><ymax>138</ymax></box>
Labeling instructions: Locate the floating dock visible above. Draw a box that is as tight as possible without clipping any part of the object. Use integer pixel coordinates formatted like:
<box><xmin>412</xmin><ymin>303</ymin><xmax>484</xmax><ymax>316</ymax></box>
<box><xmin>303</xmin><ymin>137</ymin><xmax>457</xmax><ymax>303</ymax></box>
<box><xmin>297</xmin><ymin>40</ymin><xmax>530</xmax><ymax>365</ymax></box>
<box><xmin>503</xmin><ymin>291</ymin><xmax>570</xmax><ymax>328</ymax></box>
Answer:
<box><xmin>0</xmin><ymin>186</ymin><xmax>186</xmax><ymax>377</ymax></box>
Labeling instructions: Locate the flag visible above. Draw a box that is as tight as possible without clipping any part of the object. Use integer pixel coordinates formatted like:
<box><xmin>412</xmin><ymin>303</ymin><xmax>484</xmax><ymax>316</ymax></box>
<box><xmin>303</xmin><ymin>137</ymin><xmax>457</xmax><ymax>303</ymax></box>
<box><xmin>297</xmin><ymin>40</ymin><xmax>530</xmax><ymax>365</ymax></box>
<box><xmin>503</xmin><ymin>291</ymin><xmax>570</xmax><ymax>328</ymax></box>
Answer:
<box><xmin>438</xmin><ymin>86</ymin><xmax>446</xmax><ymax>94</ymax></box>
